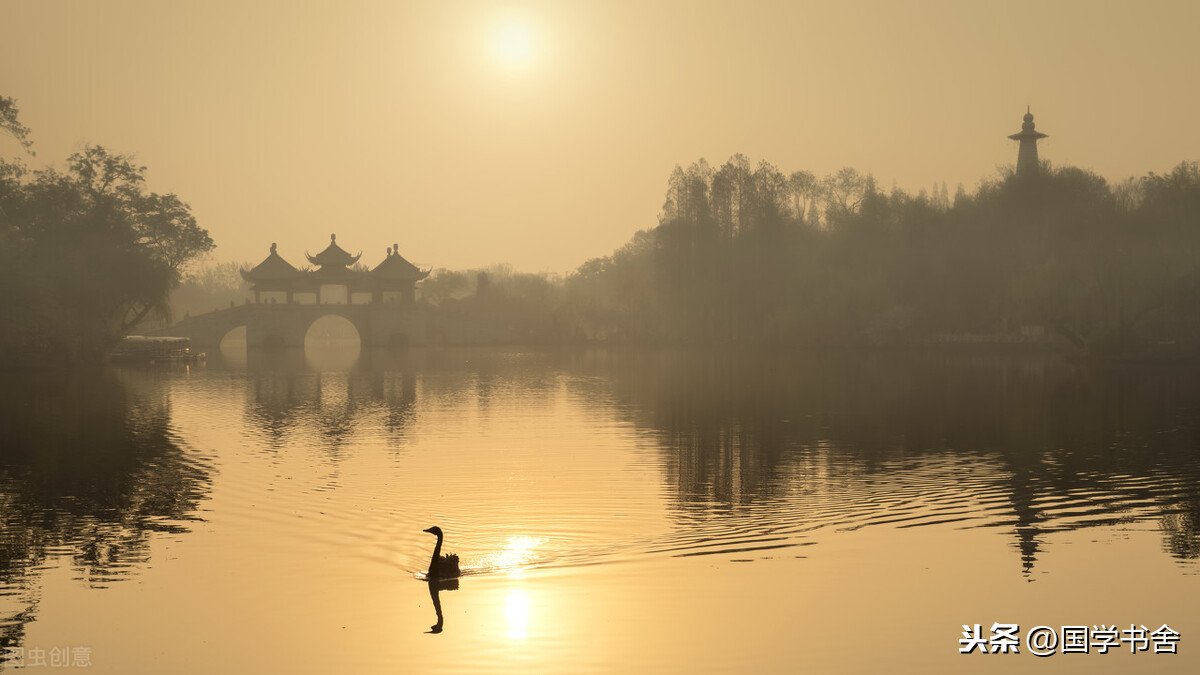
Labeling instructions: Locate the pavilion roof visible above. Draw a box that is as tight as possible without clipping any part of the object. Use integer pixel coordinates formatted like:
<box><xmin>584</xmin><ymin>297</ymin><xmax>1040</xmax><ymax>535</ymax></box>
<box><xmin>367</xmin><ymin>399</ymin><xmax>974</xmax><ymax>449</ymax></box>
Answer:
<box><xmin>372</xmin><ymin>244</ymin><xmax>431</xmax><ymax>281</ymax></box>
<box><xmin>306</xmin><ymin>234</ymin><xmax>361</xmax><ymax>268</ymax></box>
<box><xmin>240</xmin><ymin>243</ymin><xmax>300</xmax><ymax>281</ymax></box>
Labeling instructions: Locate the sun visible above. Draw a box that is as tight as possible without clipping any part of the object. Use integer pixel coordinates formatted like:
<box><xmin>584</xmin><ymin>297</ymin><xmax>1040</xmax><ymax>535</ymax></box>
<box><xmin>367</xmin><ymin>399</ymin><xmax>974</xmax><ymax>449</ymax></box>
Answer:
<box><xmin>490</xmin><ymin>17</ymin><xmax>538</xmax><ymax>72</ymax></box>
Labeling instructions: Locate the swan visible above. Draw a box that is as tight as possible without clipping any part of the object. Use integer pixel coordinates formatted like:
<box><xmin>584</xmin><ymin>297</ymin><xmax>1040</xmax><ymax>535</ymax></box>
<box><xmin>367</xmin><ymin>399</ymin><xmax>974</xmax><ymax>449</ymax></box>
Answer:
<box><xmin>423</xmin><ymin>526</ymin><xmax>461</xmax><ymax>580</ymax></box>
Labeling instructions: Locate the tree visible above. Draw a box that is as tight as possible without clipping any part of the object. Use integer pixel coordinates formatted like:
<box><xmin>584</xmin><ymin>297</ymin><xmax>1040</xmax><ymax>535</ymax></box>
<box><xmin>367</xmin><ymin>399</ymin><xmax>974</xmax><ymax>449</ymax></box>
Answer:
<box><xmin>823</xmin><ymin>167</ymin><xmax>873</xmax><ymax>215</ymax></box>
<box><xmin>169</xmin><ymin>261</ymin><xmax>253</xmax><ymax>318</ymax></box>
<box><xmin>0</xmin><ymin>105</ymin><xmax>213</xmax><ymax>365</ymax></box>
<box><xmin>788</xmin><ymin>170</ymin><xmax>819</xmax><ymax>224</ymax></box>
<box><xmin>418</xmin><ymin>268</ymin><xmax>472</xmax><ymax>305</ymax></box>
<box><xmin>0</xmin><ymin>96</ymin><xmax>34</xmax><ymax>155</ymax></box>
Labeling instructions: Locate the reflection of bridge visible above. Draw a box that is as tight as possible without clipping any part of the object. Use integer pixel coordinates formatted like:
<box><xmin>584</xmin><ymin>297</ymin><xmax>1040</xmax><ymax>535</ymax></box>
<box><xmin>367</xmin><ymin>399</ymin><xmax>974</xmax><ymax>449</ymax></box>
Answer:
<box><xmin>166</xmin><ymin>302</ymin><xmax>438</xmax><ymax>349</ymax></box>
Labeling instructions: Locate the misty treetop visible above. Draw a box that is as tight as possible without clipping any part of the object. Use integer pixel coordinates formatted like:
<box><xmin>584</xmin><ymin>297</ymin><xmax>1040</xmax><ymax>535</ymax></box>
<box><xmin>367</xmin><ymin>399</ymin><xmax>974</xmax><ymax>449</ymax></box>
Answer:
<box><xmin>1</xmin><ymin>98</ymin><xmax>213</xmax><ymax>365</ymax></box>
<box><xmin>0</xmin><ymin>96</ymin><xmax>34</xmax><ymax>155</ymax></box>
<box><xmin>562</xmin><ymin>155</ymin><xmax>1200</xmax><ymax>355</ymax></box>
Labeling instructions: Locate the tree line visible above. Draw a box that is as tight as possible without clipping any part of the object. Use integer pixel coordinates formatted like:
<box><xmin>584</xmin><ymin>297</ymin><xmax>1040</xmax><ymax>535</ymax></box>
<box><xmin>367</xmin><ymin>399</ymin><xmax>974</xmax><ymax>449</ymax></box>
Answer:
<box><xmin>554</xmin><ymin>155</ymin><xmax>1200</xmax><ymax>356</ymax></box>
<box><xmin>6</xmin><ymin>88</ymin><xmax>1199</xmax><ymax>362</ymax></box>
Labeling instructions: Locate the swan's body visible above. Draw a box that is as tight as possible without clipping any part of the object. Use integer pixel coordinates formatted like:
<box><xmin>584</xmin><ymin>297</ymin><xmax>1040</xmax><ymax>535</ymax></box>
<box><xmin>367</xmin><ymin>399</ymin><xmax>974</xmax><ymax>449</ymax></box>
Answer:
<box><xmin>423</xmin><ymin>526</ymin><xmax>461</xmax><ymax>580</ymax></box>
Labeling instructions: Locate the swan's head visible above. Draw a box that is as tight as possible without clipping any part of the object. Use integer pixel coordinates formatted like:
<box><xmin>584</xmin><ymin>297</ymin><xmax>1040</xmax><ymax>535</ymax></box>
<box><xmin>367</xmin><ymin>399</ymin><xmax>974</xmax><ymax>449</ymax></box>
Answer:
<box><xmin>423</xmin><ymin>526</ymin><xmax>444</xmax><ymax>537</ymax></box>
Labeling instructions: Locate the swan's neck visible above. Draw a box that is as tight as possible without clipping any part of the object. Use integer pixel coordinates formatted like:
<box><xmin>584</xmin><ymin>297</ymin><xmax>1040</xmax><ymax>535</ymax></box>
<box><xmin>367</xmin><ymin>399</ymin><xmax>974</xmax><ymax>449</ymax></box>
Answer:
<box><xmin>428</xmin><ymin>532</ymin><xmax>444</xmax><ymax>575</ymax></box>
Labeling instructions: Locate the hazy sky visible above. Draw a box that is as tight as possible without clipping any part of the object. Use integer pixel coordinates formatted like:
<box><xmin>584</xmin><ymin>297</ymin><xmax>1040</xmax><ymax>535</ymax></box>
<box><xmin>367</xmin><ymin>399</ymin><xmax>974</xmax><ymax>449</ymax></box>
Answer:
<box><xmin>2</xmin><ymin>1</ymin><xmax>1197</xmax><ymax>273</ymax></box>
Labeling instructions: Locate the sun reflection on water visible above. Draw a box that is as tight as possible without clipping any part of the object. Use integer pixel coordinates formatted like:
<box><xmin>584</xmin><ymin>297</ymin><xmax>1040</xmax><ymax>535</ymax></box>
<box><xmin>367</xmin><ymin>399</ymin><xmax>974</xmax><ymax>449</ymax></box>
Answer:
<box><xmin>478</xmin><ymin>535</ymin><xmax>544</xmax><ymax>576</ymax></box>
<box><xmin>504</xmin><ymin>587</ymin><xmax>531</xmax><ymax>641</ymax></box>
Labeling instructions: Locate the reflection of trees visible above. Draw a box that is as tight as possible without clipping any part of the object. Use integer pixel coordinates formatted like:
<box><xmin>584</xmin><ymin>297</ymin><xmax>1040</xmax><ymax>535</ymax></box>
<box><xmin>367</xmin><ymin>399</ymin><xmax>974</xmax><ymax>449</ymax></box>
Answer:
<box><xmin>0</xmin><ymin>369</ymin><xmax>210</xmax><ymax>657</ymax></box>
<box><xmin>594</xmin><ymin>351</ymin><xmax>808</xmax><ymax>508</ymax></box>
<box><xmin>595</xmin><ymin>350</ymin><xmax>1200</xmax><ymax>570</ymax></box>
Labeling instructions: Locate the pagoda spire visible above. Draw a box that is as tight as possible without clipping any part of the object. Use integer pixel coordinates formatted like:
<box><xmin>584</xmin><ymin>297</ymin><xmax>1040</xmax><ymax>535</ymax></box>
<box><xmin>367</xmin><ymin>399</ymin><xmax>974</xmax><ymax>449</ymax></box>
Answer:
<box><xmin>1008</xmin><ymin>107</ymin><xmax>1048</xmax><ymax>177</ymax></box>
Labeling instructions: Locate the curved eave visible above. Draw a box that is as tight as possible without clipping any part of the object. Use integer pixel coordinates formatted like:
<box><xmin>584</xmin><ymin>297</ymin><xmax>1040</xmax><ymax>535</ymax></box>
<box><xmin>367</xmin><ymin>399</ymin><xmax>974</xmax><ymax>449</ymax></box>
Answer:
<box><xmin>305</xmin><ymin>250</ymin><xmax>362</xmax><ymax>267</ymax></box>
<box><xmin>310</xmin><ymin>266</ymin><xmax>362</xmax><ymax>281</ymax></box>
<box><xmin>1008</xmin><ymin>131</ymin><xmax>1048</xmax><ymax>141</ymax></box>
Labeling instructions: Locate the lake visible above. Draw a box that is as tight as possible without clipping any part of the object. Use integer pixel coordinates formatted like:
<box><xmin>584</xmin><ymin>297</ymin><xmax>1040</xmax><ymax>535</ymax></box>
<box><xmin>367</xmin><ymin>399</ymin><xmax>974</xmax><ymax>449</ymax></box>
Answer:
<box><xmin>2</xmin><ymin>347</ymin><xmax>1198</xmax><ymax>673</ymax></box>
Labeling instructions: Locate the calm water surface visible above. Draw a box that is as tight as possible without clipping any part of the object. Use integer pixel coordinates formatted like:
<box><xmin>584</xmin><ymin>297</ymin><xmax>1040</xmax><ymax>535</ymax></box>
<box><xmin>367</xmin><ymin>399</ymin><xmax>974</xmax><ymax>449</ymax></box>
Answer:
<box><xmin>2</xmin><ymin>347</ymin><xmax>1199</xmax><ymax>673</ymax></box>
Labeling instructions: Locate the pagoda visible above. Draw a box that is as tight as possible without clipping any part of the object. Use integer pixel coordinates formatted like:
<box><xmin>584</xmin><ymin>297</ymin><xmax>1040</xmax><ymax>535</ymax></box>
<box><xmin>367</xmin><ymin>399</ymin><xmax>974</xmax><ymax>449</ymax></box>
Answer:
<box><xmin>1008</xmin><ymin>107</ymin><xmax>1048</xmax><ymax>177</ymax></box>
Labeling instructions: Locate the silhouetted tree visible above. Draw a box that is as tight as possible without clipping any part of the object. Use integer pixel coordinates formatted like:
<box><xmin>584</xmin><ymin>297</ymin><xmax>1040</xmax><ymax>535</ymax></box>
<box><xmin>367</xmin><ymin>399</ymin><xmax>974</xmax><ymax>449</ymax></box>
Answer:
<box><xmin>0</xmin><ymin>96</ymin><xmax>33</xmax><ymax>155</ymax></box>
<box><xmin>788</xmin><ymin>170</ymin><xmax>820</xmax><ymax>224</ymax></box>
<box><xmin>0</xmin><ymin>104</ymin><xmax>213</xmax><ymax>365</ymax></box>
<box><xmin>822</xmin><ymin>166</ymin><xmax>873</xmax><ymax>215</ymax></box>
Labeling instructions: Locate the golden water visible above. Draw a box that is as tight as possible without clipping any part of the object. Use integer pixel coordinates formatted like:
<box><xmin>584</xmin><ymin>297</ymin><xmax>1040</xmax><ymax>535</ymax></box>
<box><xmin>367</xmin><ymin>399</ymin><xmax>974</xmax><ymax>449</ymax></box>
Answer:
<box><xmin>2</xmin><ymin>349</ymin><xmax>1198</xmax><ymax>672</ymax></box>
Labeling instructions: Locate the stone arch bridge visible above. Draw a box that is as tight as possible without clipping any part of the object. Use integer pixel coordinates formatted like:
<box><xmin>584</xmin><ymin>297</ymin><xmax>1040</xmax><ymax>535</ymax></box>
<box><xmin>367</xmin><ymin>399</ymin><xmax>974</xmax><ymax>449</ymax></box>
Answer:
<box><xmin>165</xmin><ymin>302</ymin><xmax>441</xmax><ymax>349</ymax></box>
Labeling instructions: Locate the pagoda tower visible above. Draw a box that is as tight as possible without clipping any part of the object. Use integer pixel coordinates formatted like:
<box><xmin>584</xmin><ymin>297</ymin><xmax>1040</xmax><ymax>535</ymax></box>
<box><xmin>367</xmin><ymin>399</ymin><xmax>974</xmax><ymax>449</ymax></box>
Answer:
<box><xmin>1008</xmin><ymin>107</ymin><xmax>1048</xmax><ymax>177</ymax></box>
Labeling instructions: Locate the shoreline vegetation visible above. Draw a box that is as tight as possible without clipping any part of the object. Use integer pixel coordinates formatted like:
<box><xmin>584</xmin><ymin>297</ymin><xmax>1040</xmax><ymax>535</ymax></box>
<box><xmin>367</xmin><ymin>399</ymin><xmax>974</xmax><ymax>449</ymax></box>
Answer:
<box><xmin>5</xmin><ymin>95</ymin><xmax>1200</xmax><ymax>367</ymax></box>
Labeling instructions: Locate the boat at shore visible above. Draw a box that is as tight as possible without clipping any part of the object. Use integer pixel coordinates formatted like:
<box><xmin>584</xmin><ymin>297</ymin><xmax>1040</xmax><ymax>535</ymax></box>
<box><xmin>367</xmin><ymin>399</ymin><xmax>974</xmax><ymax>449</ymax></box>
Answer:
<box><xmin>110</xmin><ymin>336</ymin><xmax>205</xmax><ymax>364</ymax></box>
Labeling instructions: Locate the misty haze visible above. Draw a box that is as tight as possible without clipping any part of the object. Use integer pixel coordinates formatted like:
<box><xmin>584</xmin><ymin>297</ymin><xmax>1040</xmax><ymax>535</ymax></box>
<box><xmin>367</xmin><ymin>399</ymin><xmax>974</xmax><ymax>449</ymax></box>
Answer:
<box><xmin>2</xmin><ymin>1</ymin><xmax>1200</xmax><ymax>673</ymax></box>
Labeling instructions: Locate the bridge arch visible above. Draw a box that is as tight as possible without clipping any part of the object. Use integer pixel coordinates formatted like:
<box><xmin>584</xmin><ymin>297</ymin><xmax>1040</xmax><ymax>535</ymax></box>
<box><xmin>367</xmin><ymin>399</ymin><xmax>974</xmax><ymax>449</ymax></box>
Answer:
<box><xmin>304</xmin><ymin>314</ymin><xmax>362</xmax><ymax>346</ymax></box>
<box><xmin>218</xmin><ymin>325</ymin><xmax>248</xmax><ymax>361</ymax></box>
<box><xmin>304</xmin><ymin>314</ymin><xmax>362</xmax><ymax>369</ymax></box>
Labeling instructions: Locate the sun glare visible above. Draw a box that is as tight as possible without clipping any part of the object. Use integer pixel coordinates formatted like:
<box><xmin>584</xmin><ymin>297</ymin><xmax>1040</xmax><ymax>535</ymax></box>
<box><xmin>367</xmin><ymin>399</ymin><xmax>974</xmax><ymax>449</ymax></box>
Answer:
<box><xmin>505</xmin><ymin>588</ymin><xmax>530</xmax><ymax>640</ymax></box>
<box><xmin>490</xmin><ymin>17</ymin><xmax>538</xmax><ymax>72</ymax></box>
<box><xmin>479</xmin><ymin>535</ymin><xmax>543</xmax><ymax>574</ymax></box>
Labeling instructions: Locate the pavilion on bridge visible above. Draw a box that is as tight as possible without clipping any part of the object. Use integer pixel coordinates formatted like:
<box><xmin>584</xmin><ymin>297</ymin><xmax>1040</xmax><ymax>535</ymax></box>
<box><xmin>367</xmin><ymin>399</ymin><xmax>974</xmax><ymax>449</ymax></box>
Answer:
<box><xmin>240</xmin><ymin>235</ymin><xmax>430</xmax><ymax>305</ymax></box>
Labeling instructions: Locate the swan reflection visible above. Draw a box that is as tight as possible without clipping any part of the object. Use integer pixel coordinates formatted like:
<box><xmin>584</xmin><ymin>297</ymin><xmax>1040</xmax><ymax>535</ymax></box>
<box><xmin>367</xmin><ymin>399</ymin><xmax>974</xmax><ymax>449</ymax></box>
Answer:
<box><xmin>425</xmin><ymin>578</ymin><xmax>458</xmax><ymax>634</ymax></box>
